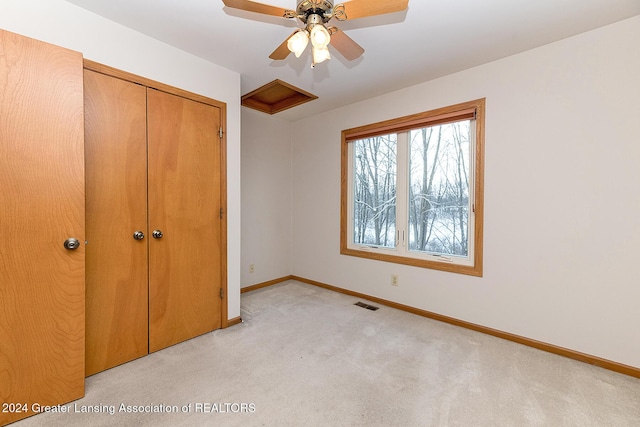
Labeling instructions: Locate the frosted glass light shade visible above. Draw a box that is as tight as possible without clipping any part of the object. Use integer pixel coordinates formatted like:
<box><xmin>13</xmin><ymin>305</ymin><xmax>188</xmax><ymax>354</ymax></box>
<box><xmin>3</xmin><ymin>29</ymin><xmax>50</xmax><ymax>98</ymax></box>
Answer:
<box><xmin>312</xmin><ymin>46</ymin><xmax>331</xmax><ymax>66</ymax></box>
<box><xmin>287</xmin><ymin>30</ymin><xmax>309</xmax><ymax>58</ymax></box>
<box><xmin>310</xmin><ymin>25</ymin><xmax>330</xmax><ymax>49</ymax></box>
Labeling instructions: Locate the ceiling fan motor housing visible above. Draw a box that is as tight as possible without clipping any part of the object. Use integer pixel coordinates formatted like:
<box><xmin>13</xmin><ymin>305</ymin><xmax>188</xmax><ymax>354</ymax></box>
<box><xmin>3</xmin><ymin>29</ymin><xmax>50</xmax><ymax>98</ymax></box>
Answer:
<box><xmin>296</xmin><ymin>0</ymin><xmax>335</xmax><ymax>23</ymax></box>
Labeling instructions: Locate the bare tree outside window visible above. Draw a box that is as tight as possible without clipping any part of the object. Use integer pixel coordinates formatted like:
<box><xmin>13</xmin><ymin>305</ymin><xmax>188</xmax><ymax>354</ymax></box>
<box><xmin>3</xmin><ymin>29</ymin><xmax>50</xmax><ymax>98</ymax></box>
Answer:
<box><xmin>408</xmin><ymin>121</ymin><xmax>470</xmax><ymax>256</ymax></box>
<box><xmin>353</xmin><ymin>134</ymin><xmax>396</xmax><ymax>248</ymax></box>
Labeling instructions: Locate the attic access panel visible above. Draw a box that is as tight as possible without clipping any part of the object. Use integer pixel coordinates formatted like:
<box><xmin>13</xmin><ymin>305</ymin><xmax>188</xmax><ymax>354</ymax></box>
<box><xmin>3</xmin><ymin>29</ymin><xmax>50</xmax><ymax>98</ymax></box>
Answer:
<box><xmin>241</xmin><ymin>79</ymin><xmax>317</xmax><ymax>115</ymax></box>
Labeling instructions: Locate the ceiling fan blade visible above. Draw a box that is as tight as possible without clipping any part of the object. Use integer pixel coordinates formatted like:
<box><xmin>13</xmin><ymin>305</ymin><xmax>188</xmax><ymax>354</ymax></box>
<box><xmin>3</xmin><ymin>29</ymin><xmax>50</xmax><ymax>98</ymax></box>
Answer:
<box><xmin>269</xmin><ymin>31</ymin><xmax>297</xmax><ymax>60</ymax></box>
<box><xmin>329</xmin><ymin>27</ymin><xmax>364</xmax><ymax>61</ymax></box>
<box><xmin>339</xmin><ymin>0</ymin><xmax>409</xmax><ymax>20</ymax></box>
<box><xmin>222</xmin><ymin>0</ymin><xmax>290</xmax><ymax>18</ymax></box>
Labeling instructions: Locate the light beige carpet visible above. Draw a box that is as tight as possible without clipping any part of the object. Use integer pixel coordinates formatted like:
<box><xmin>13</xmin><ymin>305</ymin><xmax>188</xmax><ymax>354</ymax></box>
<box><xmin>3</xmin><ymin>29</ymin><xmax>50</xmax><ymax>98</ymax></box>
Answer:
<box><xmin>13</xmin><ymin>280</ymin><xmax>640</xmax><ymax>426</ymax></box>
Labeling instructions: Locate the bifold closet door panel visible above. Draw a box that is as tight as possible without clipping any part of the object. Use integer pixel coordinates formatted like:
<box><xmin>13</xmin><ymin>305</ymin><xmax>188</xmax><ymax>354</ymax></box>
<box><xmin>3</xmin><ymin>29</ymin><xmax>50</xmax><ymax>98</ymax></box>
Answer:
<box><xmin>0</xmin><ymin>29</ymin><xmax>85</xmax><ymax>426</ymax></box>
<box><xmin>84</xmin><ymin>70</ymin><xmax>149</xmax><ymax>376</ymax></box>
<box><xmin>147</xmin><ymin>88</ymin><xmax>223</xmax><ymax>353</ymax></box>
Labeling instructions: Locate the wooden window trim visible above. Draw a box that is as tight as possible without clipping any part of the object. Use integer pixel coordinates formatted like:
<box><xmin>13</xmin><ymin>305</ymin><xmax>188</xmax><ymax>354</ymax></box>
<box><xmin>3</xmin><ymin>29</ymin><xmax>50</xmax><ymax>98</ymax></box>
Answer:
<box><xmin>340</xmin><ymin>98</ymin><xmax>485</xmax><ymax>277</ymax></box>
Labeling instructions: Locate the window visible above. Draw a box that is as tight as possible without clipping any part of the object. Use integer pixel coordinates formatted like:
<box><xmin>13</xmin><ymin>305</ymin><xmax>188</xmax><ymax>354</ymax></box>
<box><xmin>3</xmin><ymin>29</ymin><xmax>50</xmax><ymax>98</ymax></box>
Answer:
<box><xmin>341</xmin><ymin>99</ymin><xmax>485</xmax><ymax>276</ymax></box>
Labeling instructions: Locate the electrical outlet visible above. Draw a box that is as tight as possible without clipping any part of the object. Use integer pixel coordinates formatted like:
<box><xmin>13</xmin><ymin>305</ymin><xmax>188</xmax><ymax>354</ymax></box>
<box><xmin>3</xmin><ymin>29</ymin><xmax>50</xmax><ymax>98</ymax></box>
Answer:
<box><xmin>391</xmin><ymin>274</ymin><xmax>399</xmax><ymax>286</ymax></box>
<box><xmin>249</xmin><ymin>264</ymin><xmax>255</xmax><ymax>273</ymax></box>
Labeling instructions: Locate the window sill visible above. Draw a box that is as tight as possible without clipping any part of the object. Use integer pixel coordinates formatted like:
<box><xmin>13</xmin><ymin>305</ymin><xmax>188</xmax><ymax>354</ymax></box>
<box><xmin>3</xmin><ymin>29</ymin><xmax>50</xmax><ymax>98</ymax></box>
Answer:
<box><xmin>340</xmin><ymin>246</ymin><xmax>483</xmax><ymax>277</ymax></box>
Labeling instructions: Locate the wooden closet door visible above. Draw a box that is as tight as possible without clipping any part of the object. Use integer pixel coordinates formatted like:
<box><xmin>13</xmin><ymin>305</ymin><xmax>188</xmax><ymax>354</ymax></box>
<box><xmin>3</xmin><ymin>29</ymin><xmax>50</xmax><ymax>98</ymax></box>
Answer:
<box><xmin>147</xmin><ymin>88</ymin><xmax>222</xmax><ymax>352</ymax></box>
<box><xmin>84</xmin><ymin>70</ymin><xmax>149</xmax><ymax>375</ymax></box>
<box><xmin>0</xmin><ymin>30</ymin><xmax>85</xmax><ymax>426</ymax></box>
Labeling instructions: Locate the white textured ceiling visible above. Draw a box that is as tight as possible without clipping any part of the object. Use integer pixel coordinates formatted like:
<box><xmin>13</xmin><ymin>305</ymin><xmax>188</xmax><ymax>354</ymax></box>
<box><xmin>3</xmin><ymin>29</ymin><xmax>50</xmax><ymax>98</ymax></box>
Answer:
<box><xmin>64</xmin><ymin>0</ymin><xmax>640</xmax><ymax>121</ymax></box>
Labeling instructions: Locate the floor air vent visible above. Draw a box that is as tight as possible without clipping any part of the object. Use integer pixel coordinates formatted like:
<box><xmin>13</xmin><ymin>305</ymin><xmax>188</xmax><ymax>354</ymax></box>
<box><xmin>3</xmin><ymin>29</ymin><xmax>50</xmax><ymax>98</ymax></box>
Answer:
<box><xmin>354</xmin><ymin>302</ymin><xmax>379</xmax><ymax>311</ymax></box>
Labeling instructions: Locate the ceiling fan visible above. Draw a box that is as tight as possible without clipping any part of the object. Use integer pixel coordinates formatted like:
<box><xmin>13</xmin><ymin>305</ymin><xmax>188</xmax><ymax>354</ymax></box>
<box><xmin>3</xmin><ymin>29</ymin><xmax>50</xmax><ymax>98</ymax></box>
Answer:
<box><xmin>222</xmin><ymin>0</ymin><xmax>409</xmax><ymax>67</ymax></box>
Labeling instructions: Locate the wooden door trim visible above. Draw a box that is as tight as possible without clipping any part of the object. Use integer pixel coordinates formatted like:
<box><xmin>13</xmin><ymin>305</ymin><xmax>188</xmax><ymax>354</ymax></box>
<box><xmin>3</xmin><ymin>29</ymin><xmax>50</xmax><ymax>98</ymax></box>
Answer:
<box><xmin>220</xmin><ymin>104</ymin><xmax>229</xmax><ymax>328</ymax></box>
<box><xmin>83</xmin><ymin>59</ymin><xmax>229</xmax><ymax>329</ymax></box>
<box><xmin>83</xmin><ymin>59</ymin><xmax>226</xmax><ymax>110</ymax></box>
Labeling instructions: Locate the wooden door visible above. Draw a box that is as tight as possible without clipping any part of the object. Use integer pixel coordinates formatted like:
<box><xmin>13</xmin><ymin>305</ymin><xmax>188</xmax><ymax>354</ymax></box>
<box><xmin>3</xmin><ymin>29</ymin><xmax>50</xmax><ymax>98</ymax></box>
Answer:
<box><xmin>84</xmin><ymin>70</ymin><xmax>149</xmax><ymax>376</ymax></box>
<box><xmin>147</xmin><ymin>88</ymin><xmax>222</xmax><ymax>352</ymax></box>
<box><xmin>0</xmin><ymin>30</ymin><xmax>85</xmax><ymax>426</ymax></box>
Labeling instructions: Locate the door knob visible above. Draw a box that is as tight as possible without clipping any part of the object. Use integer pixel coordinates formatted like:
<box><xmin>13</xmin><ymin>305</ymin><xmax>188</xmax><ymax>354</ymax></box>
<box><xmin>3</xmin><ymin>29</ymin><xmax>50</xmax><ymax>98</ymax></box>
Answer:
<box><xmin>63</xmin><ymin>238</ymin><xmax>80</xmax><ymax>250</ymax></box>
<box><xmin>152</xmin><ymin>230</ymin><xmax>163</xmax><ymax>239</ymax></box>
<box><xmin>133</xmin><ymin>231</ymin><xmax>145</xmax><ymax>240</ymax></box>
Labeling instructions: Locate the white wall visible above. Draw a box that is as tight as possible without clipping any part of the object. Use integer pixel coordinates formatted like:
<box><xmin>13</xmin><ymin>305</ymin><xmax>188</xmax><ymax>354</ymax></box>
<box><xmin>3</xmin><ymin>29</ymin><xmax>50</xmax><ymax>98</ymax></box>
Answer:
<box><xmin>291</xmin><ymin>16</ymin><xmax>640</xmax><ymax>368</ymax></box>
<box><xmin>241</xmin><ymin>109</ymin><xmax>292</xmax><ymax>287</ymax></box>
<box><xmin>0</xmin><ymin>0</ymin><xmax>242</xmax><ymax>320</ymax></box>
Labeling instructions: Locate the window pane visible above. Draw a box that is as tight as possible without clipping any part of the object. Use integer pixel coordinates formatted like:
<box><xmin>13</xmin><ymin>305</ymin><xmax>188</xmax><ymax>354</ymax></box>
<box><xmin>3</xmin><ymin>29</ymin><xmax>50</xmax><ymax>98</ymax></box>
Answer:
<box><xmin>408</xmin><ymin>121</ymin><xmax>470</xmax><ymax>256</ymax></box>
<box><xmin>353</xmin><ymin>134</ymin><xmax>397</xmax><ymax>248</ymax></box>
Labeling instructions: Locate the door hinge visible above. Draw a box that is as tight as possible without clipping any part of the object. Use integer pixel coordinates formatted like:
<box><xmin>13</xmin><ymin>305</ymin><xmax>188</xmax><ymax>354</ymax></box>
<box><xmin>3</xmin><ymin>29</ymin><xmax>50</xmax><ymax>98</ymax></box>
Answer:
<box><xmin>219</xmin><ymin>288</ymin><xmax>224</xmax><ymax>299</ymax></box>
<box><xmin>220</xmin><ymin>208</ymin><xmax>224</xmax><ymax>219</ymax></box>
<box><xmin>219</xmin><ymin>127</ymin><xmax>224</xmax><ymax>139</ymax></box>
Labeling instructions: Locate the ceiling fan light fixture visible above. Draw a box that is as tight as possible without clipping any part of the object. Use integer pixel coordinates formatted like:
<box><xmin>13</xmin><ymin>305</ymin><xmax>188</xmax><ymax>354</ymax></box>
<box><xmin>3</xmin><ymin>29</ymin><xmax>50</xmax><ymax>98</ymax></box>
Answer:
<box><xmin>287</xmin><ymin>30</ymin><xmax>309</xmax><ymax>58</ymax></box>
<box><xmin>223</xmin><ymin>0</ymin><xmax>405</xmax><ymax>68</ymax></box>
